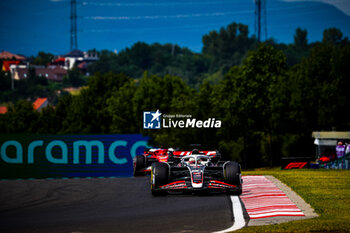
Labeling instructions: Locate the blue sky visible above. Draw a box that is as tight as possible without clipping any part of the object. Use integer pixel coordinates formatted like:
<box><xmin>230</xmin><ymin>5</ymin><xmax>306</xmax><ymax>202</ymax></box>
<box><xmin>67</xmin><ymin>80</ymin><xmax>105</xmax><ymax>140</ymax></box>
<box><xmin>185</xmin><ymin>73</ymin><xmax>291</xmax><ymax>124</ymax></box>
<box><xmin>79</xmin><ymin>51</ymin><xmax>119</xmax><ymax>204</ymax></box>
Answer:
<box><xmin>1</xmin><ymin>0</ymin><xmax>349</xmax><ymax>56</ymax></box>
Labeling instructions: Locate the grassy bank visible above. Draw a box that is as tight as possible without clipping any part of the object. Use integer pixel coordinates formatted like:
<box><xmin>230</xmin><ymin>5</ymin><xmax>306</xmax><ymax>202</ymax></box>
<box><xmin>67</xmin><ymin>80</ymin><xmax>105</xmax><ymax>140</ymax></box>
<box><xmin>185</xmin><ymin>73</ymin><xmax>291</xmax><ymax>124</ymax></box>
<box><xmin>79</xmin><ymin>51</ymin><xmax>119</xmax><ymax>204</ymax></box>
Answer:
<box><xmin>238</xmin><ymin>168</ymin><xmax>350</xmax><ymax>232</ymax></box>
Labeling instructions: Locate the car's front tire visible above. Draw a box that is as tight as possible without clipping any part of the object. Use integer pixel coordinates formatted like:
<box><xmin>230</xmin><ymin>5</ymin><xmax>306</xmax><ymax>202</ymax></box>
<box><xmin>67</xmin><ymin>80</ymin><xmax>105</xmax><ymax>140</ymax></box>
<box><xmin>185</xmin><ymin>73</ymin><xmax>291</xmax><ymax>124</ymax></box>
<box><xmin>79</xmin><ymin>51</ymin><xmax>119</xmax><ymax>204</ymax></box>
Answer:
<box><xmin>224</xmin><ymin>161</ymin><xmax>242</xmax><ymax>195</ymax></box>
<box><xmin>151</xmin><ymin>162</ymin><xmax>169</xmax><ymax>196</ymax></box>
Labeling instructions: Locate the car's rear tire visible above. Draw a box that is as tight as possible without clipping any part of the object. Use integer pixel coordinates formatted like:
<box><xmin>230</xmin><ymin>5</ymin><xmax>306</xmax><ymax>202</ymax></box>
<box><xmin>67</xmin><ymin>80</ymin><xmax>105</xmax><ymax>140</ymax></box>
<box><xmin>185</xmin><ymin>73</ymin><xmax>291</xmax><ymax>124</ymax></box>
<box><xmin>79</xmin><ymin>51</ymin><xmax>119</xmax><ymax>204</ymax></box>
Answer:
<box><xmin>224</xmin><ymin>161</ymin><xmax>242</xmax><ymax>195</ymax></box>
<box><xmin>134</xmin><ymin>155</ymin><xmax>145</xmax><ymax>176</ymax></box>
<box><xmin>151</xmin><ymin>162</ymin><xmax>169</xmax><ymax>196</ymax></box>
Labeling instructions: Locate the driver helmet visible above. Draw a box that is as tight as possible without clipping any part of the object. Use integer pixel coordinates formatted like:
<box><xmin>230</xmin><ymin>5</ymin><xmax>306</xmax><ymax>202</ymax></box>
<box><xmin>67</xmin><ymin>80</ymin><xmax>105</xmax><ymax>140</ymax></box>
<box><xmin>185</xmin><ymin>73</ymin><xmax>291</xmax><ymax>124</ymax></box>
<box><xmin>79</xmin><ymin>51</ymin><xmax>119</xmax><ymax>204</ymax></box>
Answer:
<box><xmin>192</xmin><ymin>149</ymin><xmax>200</xmax><ymax>155</ymax></box>
<box><xmin>189</xmin><ymin>158</ymin><xmax>195</xmax><ymax>164</ymax></box>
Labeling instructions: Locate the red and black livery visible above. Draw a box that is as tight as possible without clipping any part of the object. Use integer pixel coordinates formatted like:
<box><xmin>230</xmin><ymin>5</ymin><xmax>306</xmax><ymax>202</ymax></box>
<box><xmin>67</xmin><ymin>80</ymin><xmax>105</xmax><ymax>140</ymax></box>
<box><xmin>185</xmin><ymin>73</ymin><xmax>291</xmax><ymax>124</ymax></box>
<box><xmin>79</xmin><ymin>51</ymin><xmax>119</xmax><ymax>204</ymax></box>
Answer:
<box><xmin>133</xmin><ymin>148</ymin><xmax>172</xmax><ymax>175</ymax></box>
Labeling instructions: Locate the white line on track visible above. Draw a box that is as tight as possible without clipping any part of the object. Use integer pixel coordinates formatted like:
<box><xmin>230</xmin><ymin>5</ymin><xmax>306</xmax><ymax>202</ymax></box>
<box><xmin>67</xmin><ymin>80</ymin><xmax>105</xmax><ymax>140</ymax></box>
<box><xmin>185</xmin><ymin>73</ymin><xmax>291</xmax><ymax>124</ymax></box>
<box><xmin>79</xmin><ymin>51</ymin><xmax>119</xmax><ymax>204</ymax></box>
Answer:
<box><xmin>212</xmin><ymin>196</ymin><xmax>245</xmax><ymax>233</ymax></box>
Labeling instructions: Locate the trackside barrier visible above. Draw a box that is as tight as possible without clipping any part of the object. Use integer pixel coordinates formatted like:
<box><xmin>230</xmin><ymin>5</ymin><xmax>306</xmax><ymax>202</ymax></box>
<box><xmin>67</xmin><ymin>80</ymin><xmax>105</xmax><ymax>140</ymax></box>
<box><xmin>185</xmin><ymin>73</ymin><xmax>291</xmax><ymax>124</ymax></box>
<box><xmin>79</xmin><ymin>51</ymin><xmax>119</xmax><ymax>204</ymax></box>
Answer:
<box><xmin>319</xmin><ymin>153</ymin><xmax>350</xmax><ymax>169</ymax></box>
<box><xmin>0</xmin><ymin>134</ymin><xmax>149</xmax><ymax>179</ymax></box>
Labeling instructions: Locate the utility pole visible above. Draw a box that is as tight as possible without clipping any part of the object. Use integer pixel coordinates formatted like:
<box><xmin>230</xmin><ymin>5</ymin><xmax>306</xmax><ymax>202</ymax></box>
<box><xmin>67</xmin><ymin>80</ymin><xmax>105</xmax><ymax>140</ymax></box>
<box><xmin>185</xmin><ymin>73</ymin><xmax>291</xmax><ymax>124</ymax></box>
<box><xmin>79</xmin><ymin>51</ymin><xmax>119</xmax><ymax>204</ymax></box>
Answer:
<box><xmin>11</xmin><ymin>73</ymin><xmax>14</xmax><ymax>90</ymax></box>
<box><xmin>255</xmin><ymin>0</ymin><xmax>267</xmax><ymax>42</ymax></box>
<box><xmin>171</xmin><ymin>44</ymin><xmax>175</xmax><ymax>56</ymax></box>
<box><xmin>256</xmin><ymin>0</ymin><xmax>261</xmax><ymax>42</ymax></box>
<box><xmin>70</xmin><ymin>0</ymin><xmax>78</xmax><ymax>51</ymax></box>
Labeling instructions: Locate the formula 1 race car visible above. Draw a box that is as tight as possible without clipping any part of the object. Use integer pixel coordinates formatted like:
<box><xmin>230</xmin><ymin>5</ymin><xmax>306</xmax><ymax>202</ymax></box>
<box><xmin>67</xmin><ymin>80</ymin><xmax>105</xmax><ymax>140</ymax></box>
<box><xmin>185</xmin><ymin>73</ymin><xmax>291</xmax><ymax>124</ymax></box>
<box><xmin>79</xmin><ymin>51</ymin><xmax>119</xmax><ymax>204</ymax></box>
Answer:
<box><xmin>150</xmin><ymin>149</ymin><xmax>242</xmax><ymax>196</ymax></box>
<box><xmin>134</xmin><ymin>148</ymin><xmax>222</xmax><ymax>175</ymax></box>
<box><xmin>134</xmin><ymin>148</ymin><xmax>171</xmax><ymax>175</ymax></box>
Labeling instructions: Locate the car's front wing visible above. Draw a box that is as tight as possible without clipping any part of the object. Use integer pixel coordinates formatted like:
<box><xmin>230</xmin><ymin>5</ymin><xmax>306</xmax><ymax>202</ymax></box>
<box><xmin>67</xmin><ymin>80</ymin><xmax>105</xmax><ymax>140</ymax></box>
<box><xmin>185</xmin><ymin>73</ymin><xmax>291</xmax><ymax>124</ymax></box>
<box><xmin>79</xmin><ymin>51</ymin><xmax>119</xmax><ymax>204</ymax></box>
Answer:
<box><xmin>157</xmin><ymin>180</ymin><xmax>241</xmax><ymax>193</ymax></box>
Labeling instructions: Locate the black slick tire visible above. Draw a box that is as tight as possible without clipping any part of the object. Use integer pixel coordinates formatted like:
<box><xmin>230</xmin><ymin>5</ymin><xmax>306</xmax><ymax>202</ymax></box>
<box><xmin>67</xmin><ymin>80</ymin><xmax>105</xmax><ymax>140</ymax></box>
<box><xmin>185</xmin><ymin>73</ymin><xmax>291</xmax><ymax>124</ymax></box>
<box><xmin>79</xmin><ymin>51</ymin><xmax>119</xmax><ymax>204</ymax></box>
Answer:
<box><xmin>151</xmin><ymin>162</ymin><xmax>169</xmax><ymax>196</ymax></box>
<box><xmin>224</xmin><ymin>161</ymin><xmax>242</xmax><ymax>195</ymax></box>
<box><xmin>134</xmin><ymin>155</ymin><xmax>145</xmax><ymax>176</ymax></box>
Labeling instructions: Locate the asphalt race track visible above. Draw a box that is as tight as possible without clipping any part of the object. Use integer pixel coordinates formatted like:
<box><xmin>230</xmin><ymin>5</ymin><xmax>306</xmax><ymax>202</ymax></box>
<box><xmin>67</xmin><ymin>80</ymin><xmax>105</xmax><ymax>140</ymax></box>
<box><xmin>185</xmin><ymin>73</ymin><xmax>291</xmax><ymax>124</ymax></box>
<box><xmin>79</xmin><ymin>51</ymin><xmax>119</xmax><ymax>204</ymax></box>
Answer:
<box><xmin>0</xmin><ymin>177</ymin><xmax>236</xmax><ymax>233</ymax></box>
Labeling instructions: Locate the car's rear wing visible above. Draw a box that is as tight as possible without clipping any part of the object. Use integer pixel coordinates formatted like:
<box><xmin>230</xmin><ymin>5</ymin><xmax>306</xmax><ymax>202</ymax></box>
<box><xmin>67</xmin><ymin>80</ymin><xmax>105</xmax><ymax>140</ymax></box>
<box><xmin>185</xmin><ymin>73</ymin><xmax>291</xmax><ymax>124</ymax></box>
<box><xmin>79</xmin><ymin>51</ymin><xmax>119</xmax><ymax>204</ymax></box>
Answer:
<box><xmin>172</xmin><ymin>150</ymin><xmax>220</xmax><ymax>158</ymax></box>
<box><xmin>146</xmin><ymin>148</ymin><xmax>168</xmax><ymax>156</ymax></box>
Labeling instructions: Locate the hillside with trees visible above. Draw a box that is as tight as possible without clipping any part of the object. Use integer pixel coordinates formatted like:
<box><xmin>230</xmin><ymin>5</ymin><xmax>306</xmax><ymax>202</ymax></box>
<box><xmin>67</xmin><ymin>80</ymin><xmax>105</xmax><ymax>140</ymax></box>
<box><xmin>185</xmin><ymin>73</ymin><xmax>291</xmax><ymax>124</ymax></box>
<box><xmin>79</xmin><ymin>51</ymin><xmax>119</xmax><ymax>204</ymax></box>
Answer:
<box><xmin>1</xmin><ymin>22</ymin><xmax>349</xmax><ymax>168</ymax></box>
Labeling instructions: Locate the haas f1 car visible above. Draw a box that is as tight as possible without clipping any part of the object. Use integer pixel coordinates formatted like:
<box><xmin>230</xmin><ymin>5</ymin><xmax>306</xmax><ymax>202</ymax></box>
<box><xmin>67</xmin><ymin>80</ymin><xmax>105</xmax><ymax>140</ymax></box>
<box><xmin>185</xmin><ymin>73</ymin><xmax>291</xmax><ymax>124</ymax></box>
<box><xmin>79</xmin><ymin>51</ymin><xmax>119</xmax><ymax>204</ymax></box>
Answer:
<box><xmin>150</xmin><ymin>149</ymin><xmax>242</xmax><ymax>196</ymax></box>
<box><xmin>134</xmin><ymin>148</ymin><xmax>221</xmax><ymax>175</ymax></box>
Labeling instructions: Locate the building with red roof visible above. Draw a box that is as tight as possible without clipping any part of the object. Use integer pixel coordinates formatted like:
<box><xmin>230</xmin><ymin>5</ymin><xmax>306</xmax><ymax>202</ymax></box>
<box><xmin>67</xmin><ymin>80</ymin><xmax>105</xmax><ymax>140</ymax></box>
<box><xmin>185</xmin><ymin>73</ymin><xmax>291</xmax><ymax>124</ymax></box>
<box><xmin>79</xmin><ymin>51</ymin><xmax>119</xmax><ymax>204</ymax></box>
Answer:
<box><xmin>0</xmin><ymin>51</ymin><xmax>26</xmax><ymax>72</ymax></box>
<box><xmin>0</xmin><ymin>51</ymin><xmax>26</xmax><ymax>60</ymax></box>
<box><xmin>33</xmin><ymin>98</ymin><xmax>48</xmax><ymax>111</ymax></box>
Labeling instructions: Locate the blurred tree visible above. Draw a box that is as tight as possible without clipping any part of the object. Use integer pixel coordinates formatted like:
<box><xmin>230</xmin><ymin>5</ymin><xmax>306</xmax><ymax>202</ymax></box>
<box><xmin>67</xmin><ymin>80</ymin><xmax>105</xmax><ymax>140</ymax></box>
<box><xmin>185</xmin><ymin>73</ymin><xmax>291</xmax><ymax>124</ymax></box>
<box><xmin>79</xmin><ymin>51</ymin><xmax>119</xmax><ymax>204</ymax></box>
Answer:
<box><xmin>61</xmin><ymin>72</ymin><xmax>131</xmax><ymax>133</ymax></box>
<box><xmin>202</xmin><ymin>22</ymin><xmax>256</xmax><ymax>73</ymax></box>
<box><xmin>132</xmin><ymin>73</ymin><xmax>196</xmax><ymax>148</ymax></box>
<box><xmin>289</xmin><ymin>41</ymin><xmax>350</xmax><ymax>132</ymax></box>
<box><xmin>31</xmin><ymin>51</ymin><xmax>54</xmax><ymax>66</ymax></box>
<box><xmin>217</xmin><ymin>44</ymin><xmax>287</xmax><ymax>167</ymax></box>
<box><xmin>294</xmin><ymin>28</ymin><xmax>308</xmax><ymax>49</ymax></box>
<box><xmin>4</xmin><ymin>100</ymin><xmax>39</xmax><ymax>133</ymax></box>
<box><xmin>87</xmin><ymin>41</ymin><xmax>212</xmax><ymax>88</ymax></box>
<box><xmin>35</xmin><ymin>106</ymin><xmax>60</xmax><ymax>133</ymax></box>
<box><xmin>55</xmin><ymin>93</ymin><xmax>72</xmax><ymax>133</ymax></box>
<box><xmin>191</xmin><ymin>81</ymin><xmax>219</xmax><ymax>149</ymax></box>
<box><xmin>0</xmin><ymin>71</ymin><xmax>11</xmax><ymax>91</ymax></box>
<box><xmin>64</xmin><ymin>67</ymin><xmax>86</xmax><ymax>87</ymax></box>
<box><xmin>323</xmin><ymin>28</ymin><xmax>344</xmax><ymax>45</ymax></box>
<box><xmin>107</xmin><ymin>80</ymin><xmax>138</xmax><ymax>133</ymax></box>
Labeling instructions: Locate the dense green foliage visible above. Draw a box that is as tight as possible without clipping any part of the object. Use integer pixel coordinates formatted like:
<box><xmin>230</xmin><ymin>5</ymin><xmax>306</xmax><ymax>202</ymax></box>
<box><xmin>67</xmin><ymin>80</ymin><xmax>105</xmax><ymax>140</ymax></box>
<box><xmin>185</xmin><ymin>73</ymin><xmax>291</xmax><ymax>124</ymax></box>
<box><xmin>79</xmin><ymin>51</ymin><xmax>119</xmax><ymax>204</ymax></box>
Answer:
<box><xmin>202</xmin><ymin>23</ymin><xmax>256</xmax><ymax>72</ymax></box>
<box><xmin>87</xmin><ymin>42</ymin><xmax>211</xmax><ymax>89</ymax></box>
<box><xmin>87</xmin><ymin>22</ymin><xmax>260</xmax><ymax>88</ymax></box>
<box><xmin>86</xmin><ymin>25</ymin><xmax>348</xmax><ymax>88</ymax></box>
<box><xmin>0</xmin><ymin>65</ymin><xmax>86</xmax><ymax>104</ymax></box>
<box><xmin>0</xmin><ymin>69</ymin><xmax>60</xmax><ymax>104</ymax></box>
<box><xmin>1</xmin><ymin>23</ymin><xmax>349</xmax><ymax>168</ymax></box>
<box><xmin>30</xmin><ymin>51</ymin><xmax>54</xmax><ymax>66</ymax></box>
<box><xmin>0</xmin><ymin>49</ymin><xmax>89</xmax><ymax>104</ymax></box>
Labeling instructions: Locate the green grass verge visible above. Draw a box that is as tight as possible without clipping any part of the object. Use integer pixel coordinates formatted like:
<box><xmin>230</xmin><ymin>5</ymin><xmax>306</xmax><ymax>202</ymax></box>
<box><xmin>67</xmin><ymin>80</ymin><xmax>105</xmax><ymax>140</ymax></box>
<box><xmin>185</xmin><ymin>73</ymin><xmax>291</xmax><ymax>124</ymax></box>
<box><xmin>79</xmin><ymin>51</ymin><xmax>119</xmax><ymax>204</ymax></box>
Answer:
<box><xmin>237</xmin><ymin>168</ymin><xmax>350</xmax><ymax>233</ymax></box>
